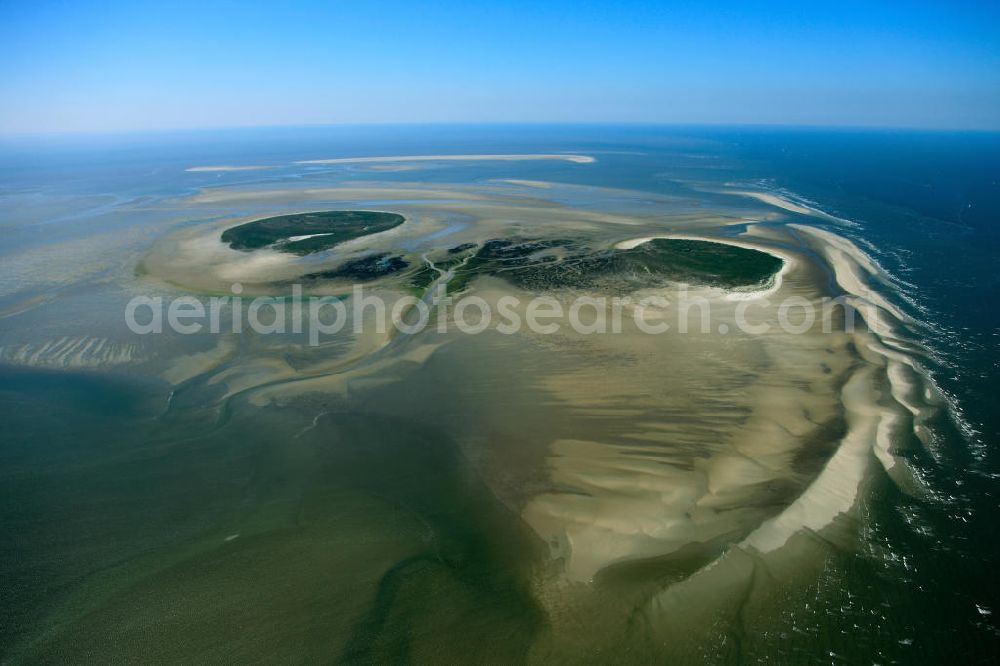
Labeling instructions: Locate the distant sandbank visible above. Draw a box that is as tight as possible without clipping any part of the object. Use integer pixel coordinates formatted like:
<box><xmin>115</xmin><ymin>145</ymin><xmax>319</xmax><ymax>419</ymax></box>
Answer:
<box><xmin>295</xmin><ymin>153</ymin><xmax>596</xmax><ymax>165</ymax></box>
<box><xmin>185</xmin><ymin>165</ymin><xmax>272</xmax><ymax>173</ymax></box>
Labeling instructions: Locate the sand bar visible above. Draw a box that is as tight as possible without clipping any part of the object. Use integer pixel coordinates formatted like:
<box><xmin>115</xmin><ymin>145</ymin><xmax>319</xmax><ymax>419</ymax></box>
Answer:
<box><xmin>295</xmin><ymin>153</ymin><xmax>596</xmax><ymax>165</ymax></box>
<box><xmin>185</xmin><ymin>165</ymin><xmax>272</xmax><ymax>172</ymax></box>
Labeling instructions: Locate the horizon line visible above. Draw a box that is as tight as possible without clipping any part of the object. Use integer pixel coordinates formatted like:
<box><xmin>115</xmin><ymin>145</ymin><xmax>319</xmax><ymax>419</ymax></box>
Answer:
<box><xmin>3</xmin><ymin>119</ymin><xmax>1000</xmax><ymax>141</ymax></box>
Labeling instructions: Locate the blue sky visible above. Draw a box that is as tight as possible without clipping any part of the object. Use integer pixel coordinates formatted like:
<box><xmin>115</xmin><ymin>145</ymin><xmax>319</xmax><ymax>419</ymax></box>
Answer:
<box><xmin>1</xmin><ymin>0</ymin><xmax>998</xmax><ymax>133</ymax></box>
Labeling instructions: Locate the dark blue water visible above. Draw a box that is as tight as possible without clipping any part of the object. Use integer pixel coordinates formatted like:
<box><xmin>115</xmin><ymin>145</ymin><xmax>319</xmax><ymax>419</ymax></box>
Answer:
<box><xmin>718</xmin><ymin>128</ymin><xmax>1000</xmax><ymax>659</ymax></box>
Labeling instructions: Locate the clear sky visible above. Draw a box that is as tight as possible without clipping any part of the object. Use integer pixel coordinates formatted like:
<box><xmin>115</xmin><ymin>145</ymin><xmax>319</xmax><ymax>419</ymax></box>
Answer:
<box><xmin>1</xmin><ymin>0</ymin><xmax>998</xmax><ymax>134</ymax></box>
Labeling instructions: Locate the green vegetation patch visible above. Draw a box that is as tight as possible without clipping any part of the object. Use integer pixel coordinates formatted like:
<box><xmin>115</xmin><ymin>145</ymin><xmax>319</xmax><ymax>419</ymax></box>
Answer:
<box><xmin>613</xmin><ymin>238</ymin><xmax>784</xmax><ymax>289</ymax></box>
<box><xmin>447</xmin><ymin>243</ymin><xmax>478</xmax><ymax>255</ymax></box>
<box><xmin>407</xmin><ymin>263</ymin><xmax>439</xmax><ymax>292</ymax></box>
<box><xmin>304</xmin><ymin>253</ymin><xmax>409</xmax><ymax>282</ymax></box>
<box><xmin>221</xmin><ymin>211</ymin><xmax>405</xmax><ymax>256</ymax></box>
<box><xmin>449</xmin><ymin>237</ymin><xmax>782</xmax><ymax>293</ymax></box>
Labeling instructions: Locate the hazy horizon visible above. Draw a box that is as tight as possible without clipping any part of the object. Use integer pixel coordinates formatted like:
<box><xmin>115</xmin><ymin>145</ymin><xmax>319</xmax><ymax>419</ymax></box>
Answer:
<box><xmin>5</xmin><ymin>120</ymin><xmax>1000</xmax><ymax>142</ymax></box>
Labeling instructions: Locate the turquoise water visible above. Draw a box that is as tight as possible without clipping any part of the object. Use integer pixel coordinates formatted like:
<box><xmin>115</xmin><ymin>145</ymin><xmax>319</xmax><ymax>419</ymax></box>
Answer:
<box><xmin>1</xmin><ymin>126</ymin><xmax>998</xmax><ymax>661</ymax></box>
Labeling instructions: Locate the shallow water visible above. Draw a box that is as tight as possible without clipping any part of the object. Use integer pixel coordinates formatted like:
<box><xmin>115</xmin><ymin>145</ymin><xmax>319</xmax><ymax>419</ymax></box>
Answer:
<box><xmin>1</xmin><ymin>126</ymin><xmax>998</xmax><ymax>662</ymax></box>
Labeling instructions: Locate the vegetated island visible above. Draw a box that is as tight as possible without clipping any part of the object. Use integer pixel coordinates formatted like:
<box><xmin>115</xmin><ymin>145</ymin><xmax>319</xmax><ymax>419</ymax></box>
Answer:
<box><xmin>446</xmin><ymin>237</ymin><xmax>784</xmax><ymax>294</ymax></box>
<box><xmin>221</xmin><ymin>210</ymin><xmax>405</xmax><ymax>256</ymax></box>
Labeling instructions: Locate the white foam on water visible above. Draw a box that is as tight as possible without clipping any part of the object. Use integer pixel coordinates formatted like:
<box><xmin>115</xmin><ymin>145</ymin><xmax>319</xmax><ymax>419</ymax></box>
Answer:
<box><xmin>736</xmin><ymin>223</ymin><xmax>952</xmax><ymax>556</ymax></box>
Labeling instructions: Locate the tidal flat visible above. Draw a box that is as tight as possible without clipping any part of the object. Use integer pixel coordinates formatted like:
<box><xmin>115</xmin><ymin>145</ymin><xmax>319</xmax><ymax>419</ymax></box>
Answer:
<box><xmin>1</xmin><ymin>137</ymin><xmax>994</xmax><ymax>663</ymax></box>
